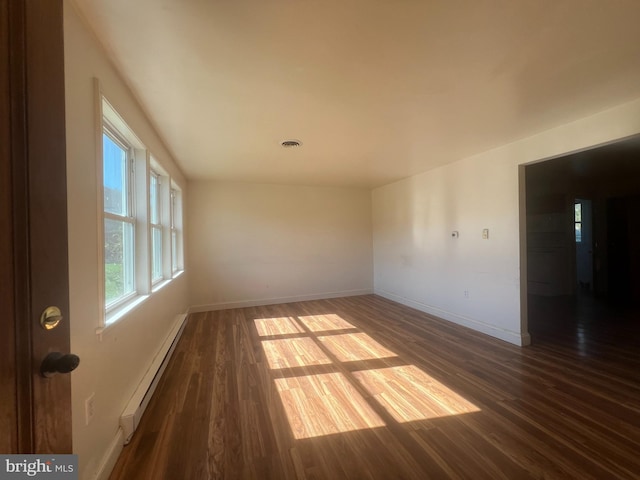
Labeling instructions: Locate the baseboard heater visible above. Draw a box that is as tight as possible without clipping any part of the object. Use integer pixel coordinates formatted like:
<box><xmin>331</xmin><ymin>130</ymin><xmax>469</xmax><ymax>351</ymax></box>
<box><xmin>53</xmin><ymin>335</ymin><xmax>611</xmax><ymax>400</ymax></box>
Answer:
<box><xmin>120</xmin><ymin>314</ymin><xmax>187</xmax><ymax>445</ymax></box>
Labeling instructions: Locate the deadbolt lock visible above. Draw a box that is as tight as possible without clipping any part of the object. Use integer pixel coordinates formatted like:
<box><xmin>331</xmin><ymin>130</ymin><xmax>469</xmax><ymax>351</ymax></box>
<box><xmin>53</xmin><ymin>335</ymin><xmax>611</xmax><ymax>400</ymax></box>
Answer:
<box><xmin>40</xmin><ymin>306</ymin><xmax>63</xmax><ymax>330</ymax></box>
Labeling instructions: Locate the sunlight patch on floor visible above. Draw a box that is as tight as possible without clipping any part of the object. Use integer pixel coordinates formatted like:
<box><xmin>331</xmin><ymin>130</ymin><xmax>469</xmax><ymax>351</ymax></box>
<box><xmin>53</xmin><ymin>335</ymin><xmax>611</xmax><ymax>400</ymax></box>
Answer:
<box><xmin>254</xmin><ymin>316</ymin><xmax>305</xmax><ymax>337</ymax></box>
<box><xmin>261</xmin><ymin>337</ymin><xmax>332</xmax><ymax>369</ymax></box>
<box><xmin>318</xmin><ymin>332</ymin><xmax>398</xmax><ymax>362</ymax></box>
<box><xmin>353</xmin><ymin>366</ymin><xmax>480</xmax><ymax>423</ymax></box>
<box><xmin>257</xmin><ymin>313</ymin><xmax>481</xmax><ymax>439</ymax></box>
<box><xmin>297</xmin><ymin>314</ymin><xmax>357</xmax><ymax>333</ymax></box>
<box><xmin>275</xmin><ymin>373</ymin><xmax>386</xmax><ymax>439</ymax></box>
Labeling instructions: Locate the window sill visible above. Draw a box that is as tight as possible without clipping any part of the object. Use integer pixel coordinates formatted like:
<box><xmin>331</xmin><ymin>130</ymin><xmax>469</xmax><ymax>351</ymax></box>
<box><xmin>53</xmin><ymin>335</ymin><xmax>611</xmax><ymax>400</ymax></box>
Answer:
<box><xmin>95</xmin><ymin>273</ymin><xmax>184</xmax><ymax>338</ymax></box>
<box><xmin>152</xmin><ymin>278</ymin><xmax>172</xmax><ymax>293</ymax></box>
<box><xmin>97</xmin><ymin>294</ymin><xmax>149</xmax><ymax>337</ymax></box>
<box><xmin>172</xmin><ymin>269</ymin><xmax>184</xmax><ymax>280</ymax></box>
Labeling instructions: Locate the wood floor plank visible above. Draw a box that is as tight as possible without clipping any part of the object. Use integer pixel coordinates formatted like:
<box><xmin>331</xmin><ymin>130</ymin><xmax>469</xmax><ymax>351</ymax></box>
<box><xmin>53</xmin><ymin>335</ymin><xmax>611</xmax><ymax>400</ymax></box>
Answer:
<box><xmin>110</xmin><ymin>294</ymin><xmax>640</xmax><ymax>480</ymax></box>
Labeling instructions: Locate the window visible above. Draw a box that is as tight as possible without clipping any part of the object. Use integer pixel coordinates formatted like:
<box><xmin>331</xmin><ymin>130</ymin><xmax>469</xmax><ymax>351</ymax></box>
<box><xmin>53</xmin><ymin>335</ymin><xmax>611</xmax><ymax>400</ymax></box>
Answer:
<box><xmin>103</xmin><ymin>131</ymin><xmax>135</xmax><ymax>308</ymax></box>
<box><xmin>574</xmin><ymin>202</ymin><xmax>582</xmax><ymax>243</ymax></box>
<box><xmin>150</xmin><ymin>170</ymin><xmax>163</xmax><ymax>284</ymax></box>
<box><xmin>98</xmin><ymin>88</ymin><xmax>184</xmax><ymax>328</ymax></box>
<box><xmin>100</xmin><ymin>95</ymin><xmax>147</xmax><ymax>322</ymax></box>
<box><xmin>170</xmin><ymin>186</ymin><xmax>183</xmax><ymax>274</ymax></box>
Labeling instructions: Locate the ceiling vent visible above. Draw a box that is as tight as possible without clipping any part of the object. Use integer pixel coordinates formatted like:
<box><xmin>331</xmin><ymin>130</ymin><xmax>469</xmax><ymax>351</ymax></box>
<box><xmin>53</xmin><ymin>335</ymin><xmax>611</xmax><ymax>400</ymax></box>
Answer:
<box><xmin>281</xmin><ymin>139</ymin><xmax>302</xmax><ymax>148</ymax></box>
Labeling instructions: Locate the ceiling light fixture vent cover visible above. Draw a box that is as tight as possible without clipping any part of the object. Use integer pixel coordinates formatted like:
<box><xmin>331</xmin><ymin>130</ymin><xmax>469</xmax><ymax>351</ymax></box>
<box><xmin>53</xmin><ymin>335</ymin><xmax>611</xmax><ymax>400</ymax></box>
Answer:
<box><xmin>281</xmin><ymin>139</ymin><xmax>302</xmax><ymax>148</ymax></box>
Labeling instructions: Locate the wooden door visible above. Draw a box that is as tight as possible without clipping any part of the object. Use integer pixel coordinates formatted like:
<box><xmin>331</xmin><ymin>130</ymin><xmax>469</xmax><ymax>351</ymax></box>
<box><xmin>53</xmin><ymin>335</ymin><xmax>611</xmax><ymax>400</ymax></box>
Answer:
<box><xmin>0</xmin><ymin>0</ymin><xmax>72</xmax><ymax>453</ymax></box>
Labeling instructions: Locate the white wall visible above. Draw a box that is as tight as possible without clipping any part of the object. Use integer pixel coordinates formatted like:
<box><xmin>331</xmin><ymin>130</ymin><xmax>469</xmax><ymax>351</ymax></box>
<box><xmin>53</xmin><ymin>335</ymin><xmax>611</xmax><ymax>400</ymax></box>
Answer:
<box><xmin>372</xmin><ymin>97</ymin><xmax>640</xmax><ymax>346</ymax></box>
<box><xmin>64</xmin><ymin>3</ymin><xmax>189</xmax><ymax>479</ymax></box>
<box><xmin>188</xmin><ymin>181</ymin><xmax>373</xmax><ymax>310</ymax></box>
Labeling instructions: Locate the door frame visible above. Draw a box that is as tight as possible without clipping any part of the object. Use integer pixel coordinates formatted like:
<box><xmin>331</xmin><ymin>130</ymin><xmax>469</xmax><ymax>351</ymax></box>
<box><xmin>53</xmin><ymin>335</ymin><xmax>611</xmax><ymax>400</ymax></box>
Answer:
<box><xmin>1</xmin><ymin>0</ymin><xmax>72</xmax><ymax>453</ymax></box>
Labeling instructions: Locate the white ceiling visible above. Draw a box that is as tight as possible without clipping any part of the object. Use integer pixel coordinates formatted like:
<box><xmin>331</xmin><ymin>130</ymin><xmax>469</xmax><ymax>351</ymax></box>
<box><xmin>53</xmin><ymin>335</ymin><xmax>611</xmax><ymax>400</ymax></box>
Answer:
<box><xmin>73</xmin><ymin>0</ymin><xmax>640</xmax><ymax>188</ymax></box>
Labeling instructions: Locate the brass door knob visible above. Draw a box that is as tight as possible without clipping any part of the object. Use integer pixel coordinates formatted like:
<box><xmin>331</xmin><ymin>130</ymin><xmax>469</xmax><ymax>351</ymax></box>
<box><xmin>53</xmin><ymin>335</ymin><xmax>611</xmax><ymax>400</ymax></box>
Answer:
<box><xmin>40</xmin><ymin>306</ymin><xmax>63</xmax><ymax>330</ymax></box>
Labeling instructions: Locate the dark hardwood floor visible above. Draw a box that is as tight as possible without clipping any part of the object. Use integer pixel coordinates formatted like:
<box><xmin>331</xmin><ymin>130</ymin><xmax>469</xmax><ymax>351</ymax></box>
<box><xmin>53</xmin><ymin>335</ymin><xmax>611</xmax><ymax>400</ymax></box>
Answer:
<box><xmin>110</xmin><ymin>294</ymin><xmax>640</xmax><ymax>479</ymax></box>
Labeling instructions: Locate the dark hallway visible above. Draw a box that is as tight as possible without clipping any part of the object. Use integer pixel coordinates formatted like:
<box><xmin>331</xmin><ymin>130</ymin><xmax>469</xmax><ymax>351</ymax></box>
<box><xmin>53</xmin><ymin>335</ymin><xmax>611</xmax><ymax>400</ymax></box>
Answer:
<box><xmin>525</xmin><ymin>136</ymin><xmax>640</xmax><ymax>346</ymax></box>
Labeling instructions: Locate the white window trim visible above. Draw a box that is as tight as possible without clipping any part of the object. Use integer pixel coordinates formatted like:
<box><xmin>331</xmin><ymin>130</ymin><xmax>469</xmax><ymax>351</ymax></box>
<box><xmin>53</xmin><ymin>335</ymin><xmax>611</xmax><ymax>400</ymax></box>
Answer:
<box><xmin>150</xmin><ymin>169</ymin><xmax>163</xmax><ymax>285</ymax></box>
<box><xmin>170</xmin><ymin>184</ymin><xmax>184</xmax><ymax>275</ymax></box>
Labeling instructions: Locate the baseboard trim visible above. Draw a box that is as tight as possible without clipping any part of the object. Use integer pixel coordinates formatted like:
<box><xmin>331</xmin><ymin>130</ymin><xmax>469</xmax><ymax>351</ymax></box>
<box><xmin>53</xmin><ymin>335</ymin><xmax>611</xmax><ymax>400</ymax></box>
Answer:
<box><xmin>188</xmin><ymin>289</ymin><xmax>373</xmax><ymax>314</ymax></box>
<box><xmin>92</xmin><ymin>427</ymin><xmax>123</xmax><ymax>480</ymax></box>
<box><xmin>375</xmin><ymin>289</ymin><xmax>528</xmax><ymax>346</ymax></box>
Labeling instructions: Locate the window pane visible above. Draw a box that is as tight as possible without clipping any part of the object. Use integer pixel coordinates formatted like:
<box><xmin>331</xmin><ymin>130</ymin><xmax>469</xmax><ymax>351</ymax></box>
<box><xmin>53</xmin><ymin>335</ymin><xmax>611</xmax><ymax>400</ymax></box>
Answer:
<box><xmin>105</xmin><ymin>218</ymin><xmax>135</xmax><ymax>305</ymax></box>
<box><xmin>574</xmin><ymin>203</ymin><xmax>582</xmax><ymax>222</ymax></box>
<box><xmin>575</xmin><ymin>222</ymin><xmax>582</xmax><ymax>243</ymax></box>
<box><xmin>150</xmin><ymin>173</ymin><xmax>159</xmax><ymax>225</ymax></box>
<box><xmin>103</xmin><ymin>133</ymin><xmax>128</xmax><ymax>216</ymax></box>
<box><xmin>152</xmin><ymin>226</ymin><xmax>162</xmax><ymax>282</ymax></box>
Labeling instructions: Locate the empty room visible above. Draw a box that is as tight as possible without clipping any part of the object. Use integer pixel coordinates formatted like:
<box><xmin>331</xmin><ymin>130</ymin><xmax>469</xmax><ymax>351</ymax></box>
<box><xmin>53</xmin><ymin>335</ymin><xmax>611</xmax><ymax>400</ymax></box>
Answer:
<box><xmin>2</xmin><ymin>1</ymin><xmax>640</xmax><ymax>479</ymax></box>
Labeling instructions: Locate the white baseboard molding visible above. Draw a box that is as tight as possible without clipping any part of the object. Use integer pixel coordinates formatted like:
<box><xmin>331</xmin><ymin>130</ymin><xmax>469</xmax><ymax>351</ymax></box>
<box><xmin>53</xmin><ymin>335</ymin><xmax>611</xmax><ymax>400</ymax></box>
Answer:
<box><xmin>120</xmin><ymin>313</ymin><xmax>188</xmax><ymax>445</ymax></box>
<box><xmin>92</xmin><ymin>427</ymin><xmax>124</xmax><ymax>480</ymax></box>
<box><xmin>375</xmin><ymin>289</ymin><xmax>530</xmax><ymax>346</ymax></box>
<box><xmin>188</xmin><ymin>289</ymin><xmax>373</xmax><ymax>314</ymax></box>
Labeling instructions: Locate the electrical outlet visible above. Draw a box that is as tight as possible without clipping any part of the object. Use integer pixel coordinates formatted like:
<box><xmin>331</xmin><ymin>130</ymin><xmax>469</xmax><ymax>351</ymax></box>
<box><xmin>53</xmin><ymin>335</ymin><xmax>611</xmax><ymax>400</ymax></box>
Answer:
<box><xmin>85</xmin><ymin>393</ymin><xmax>95</xmax><ymax>425</ymax></box>
<box><xmin>464</xmin><ymin>290</ymin><xmax>470</xmax><ymax>299</ymax></box>
<box><xmin>482</xmin><ymin>229</ymin><xmax>489</xmax><ymax>239</ymax></box>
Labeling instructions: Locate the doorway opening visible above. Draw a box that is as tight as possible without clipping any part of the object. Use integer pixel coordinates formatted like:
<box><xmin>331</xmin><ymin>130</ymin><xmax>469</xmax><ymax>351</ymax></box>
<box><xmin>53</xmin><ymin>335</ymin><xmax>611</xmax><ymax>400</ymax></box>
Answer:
<box><xmin>524</xmin><ymin>136</ymin><xmax>640</xmax><ymax>349</ymax></box>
